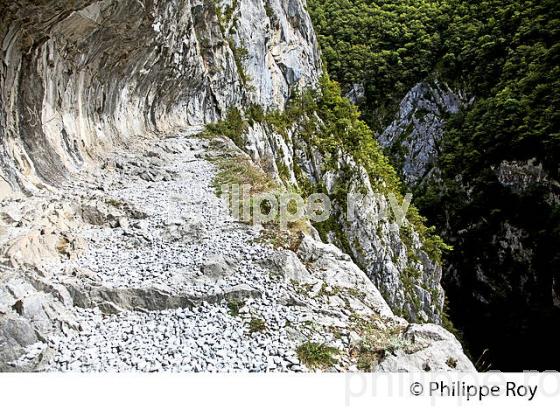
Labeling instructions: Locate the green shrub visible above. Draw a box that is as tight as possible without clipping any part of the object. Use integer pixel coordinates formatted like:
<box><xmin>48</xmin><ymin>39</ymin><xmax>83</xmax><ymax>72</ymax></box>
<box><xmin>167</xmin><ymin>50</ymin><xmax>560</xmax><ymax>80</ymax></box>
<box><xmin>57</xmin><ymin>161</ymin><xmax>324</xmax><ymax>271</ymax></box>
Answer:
<box><xmin>227</xmin><ymin>298</ymin><xmax>245</xmax><ymax>317</ymax></box>
<box><xmin>205</xmin><ymin>107</ymin><xmax>247</xmax><ymax>147</ymax></box>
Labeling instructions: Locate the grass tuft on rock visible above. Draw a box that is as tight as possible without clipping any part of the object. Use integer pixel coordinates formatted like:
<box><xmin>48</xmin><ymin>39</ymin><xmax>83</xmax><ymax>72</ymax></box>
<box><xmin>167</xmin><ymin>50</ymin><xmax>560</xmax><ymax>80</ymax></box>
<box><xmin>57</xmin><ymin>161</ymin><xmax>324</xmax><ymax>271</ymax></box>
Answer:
<box><xmin>227</xmin><ymin>298</ymin><xmax>245</xmax><ymax>317</ymax></box>
<box><xmin>205</xmin><ymin>135</ymin><xmax>309</xmax><ymax>246</ymax></box>
<box><xmin>296</xmin><ymin>342</ymin><xmax>339</xmax><ymax>369</ymax></box>
<box><xmin>248</xmin><ymin>318</ymin><xmax>267</xmax><ymax>334</ymax></box>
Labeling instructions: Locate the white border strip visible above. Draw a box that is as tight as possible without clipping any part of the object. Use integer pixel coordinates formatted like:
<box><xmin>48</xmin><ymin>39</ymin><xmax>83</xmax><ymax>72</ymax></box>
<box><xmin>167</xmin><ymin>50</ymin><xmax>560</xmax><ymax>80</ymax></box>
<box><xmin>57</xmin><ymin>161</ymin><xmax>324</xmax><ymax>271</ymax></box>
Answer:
<box><xmin>1</xmin><ymin>373</ymin><xmax>559</xmax><ymax>409</ymax></box>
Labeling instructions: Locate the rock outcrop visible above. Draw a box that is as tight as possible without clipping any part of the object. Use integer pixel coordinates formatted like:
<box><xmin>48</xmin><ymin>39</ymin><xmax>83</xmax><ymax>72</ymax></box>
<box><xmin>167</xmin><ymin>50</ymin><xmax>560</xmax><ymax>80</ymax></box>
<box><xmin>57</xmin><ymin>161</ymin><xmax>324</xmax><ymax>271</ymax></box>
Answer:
<box><xmin>378</xmin><ymin>81</ymin><xmax>470</xmax><ymax>186</ymax></box>
<box><xmin>240</xmin><ymin>120</ymin><xmax>446</xmax><ymax>323</ymax></box>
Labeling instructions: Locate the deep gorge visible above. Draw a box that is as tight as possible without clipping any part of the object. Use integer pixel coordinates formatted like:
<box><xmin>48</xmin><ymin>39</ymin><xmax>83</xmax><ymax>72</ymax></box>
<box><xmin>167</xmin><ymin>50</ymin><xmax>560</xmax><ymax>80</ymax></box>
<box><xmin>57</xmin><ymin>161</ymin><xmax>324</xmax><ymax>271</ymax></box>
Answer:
<box><xmin>308</xmin><ymin>0</ymin><xmax>560</xmax><ymax>371</ymax></box>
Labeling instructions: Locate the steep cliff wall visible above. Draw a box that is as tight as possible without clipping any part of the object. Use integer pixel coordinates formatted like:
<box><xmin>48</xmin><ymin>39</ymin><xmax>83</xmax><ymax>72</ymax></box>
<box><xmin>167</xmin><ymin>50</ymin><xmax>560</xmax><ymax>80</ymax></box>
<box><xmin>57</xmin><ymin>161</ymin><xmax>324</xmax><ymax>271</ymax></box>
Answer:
<box><xmin>0</xmin><ymin>0</ymin><xmax>319</xmax><ymax>195</ymax></box>
<box><xmin>379</xmin><ymin>77</ymin><xmax>560</xmax><ymax>370</ymax></box>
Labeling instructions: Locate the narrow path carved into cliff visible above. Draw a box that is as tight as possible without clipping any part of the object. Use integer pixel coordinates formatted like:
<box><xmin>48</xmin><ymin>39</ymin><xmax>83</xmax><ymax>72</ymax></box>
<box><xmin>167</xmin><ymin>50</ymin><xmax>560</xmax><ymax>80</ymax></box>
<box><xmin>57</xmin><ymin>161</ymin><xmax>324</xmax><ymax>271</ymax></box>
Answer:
<box><xmin>37</xmin><ymin>130</ymin><xmax>314</xmax><ymax>372</ymax></box>
<box><xmin>3</xmin><ymin>130</ymin><xmax>474</xmax><ymax>372</ymax></box>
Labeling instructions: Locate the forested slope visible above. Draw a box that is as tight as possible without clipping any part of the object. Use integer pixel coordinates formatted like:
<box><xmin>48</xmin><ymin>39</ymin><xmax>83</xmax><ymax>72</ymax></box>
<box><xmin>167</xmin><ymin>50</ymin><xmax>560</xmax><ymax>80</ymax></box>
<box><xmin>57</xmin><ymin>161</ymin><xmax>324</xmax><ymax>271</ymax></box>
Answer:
<box><xmin>309</xmin><ymin>0</ymin><xmax>560</xmax><ymax>371</ymax></box>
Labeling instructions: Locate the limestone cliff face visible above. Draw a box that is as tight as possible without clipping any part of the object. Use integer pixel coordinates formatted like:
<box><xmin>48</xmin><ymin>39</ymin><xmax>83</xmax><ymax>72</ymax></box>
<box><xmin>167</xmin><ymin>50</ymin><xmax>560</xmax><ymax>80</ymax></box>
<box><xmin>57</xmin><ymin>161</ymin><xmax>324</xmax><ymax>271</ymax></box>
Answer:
<box><xmin>378</xmin><ymin>81</ymin><xmax>470</xmax><ymax>186</ymax></box>
<box><xmin>242</xmin><ymin>122</ymin><xmax>447</xmax><ymax>323</ymax></box>
<box><xmin>0</xmin><ymin>0</ymin><xmax>320</xmax><ymax>195</ymax></box>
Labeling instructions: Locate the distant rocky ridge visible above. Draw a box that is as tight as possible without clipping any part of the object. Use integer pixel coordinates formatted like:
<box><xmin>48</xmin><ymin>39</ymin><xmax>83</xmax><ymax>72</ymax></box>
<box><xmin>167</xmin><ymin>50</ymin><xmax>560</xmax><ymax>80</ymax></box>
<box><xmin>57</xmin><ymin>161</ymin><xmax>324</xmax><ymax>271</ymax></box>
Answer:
<box><xmin>377</xmin><ymin>81</ymin><xmax>471</xmax><ymax>186</ymax></box>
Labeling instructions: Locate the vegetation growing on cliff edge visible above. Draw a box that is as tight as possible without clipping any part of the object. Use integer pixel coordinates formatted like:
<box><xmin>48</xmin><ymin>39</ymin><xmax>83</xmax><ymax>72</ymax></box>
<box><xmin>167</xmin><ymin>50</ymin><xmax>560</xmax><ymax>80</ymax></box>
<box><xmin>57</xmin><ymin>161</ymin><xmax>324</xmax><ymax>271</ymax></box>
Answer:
<box><xmin>204</xmin><ymin>75</ymin><xmax>452</xmax><ymax>325</ymax></box>
<box><xmin>204</xmin><ymin>75</ymin><xmax>450</xmax><ymax>267</ymax></box>
<box><xmin>204</xmin><ymin>130</ymin><xmax>309</xmax><ymax>251</ymax></box>
<box><xmin>285</xmin><ymin>76</ymin><xmax>451</xmax><ymax>266</ymax></box>
<box><xmin>204</xmin><ymin>107</ymin><xmax>247</xmax><ymax>148</ymax></box>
